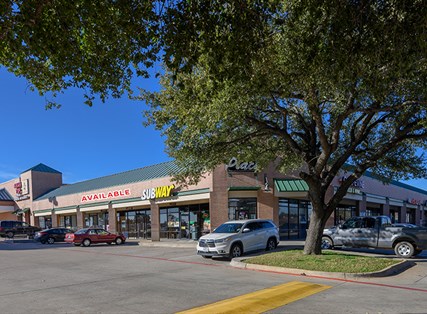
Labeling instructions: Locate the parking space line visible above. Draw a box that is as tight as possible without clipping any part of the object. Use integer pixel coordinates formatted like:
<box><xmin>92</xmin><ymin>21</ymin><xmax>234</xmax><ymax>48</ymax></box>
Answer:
<box><xmin>175</xmin><ymin>281</ymin><xmax>331</xmax><ymax>314</ymax></box>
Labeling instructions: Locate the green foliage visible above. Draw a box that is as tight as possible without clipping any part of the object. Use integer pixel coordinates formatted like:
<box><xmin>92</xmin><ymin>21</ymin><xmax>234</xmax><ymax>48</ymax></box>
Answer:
<box><xmin>1</xmin><ymin>0</ymin><xmax>159</xmax><ymax>107</ymax></box>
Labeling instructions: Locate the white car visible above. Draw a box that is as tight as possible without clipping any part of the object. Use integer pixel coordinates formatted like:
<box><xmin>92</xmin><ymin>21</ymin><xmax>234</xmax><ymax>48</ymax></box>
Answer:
<box><xmin>197</xmin><ymin>219</ymin><xmax>280</xmax><ymax>259</ymax></box>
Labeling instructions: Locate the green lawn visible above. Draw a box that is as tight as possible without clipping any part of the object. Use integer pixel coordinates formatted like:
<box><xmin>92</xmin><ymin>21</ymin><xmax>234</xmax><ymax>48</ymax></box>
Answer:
<box><xmin>245</xmin><ymin>250</ymin><xmax>401</xmax><ymax>273</ymax></box>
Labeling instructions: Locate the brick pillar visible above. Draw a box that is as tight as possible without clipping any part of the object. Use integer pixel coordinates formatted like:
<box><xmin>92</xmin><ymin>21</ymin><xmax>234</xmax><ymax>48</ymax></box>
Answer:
<box><xmin>108</xmin><ymin>203</ymin><xmax>116</xmax><ymax>233</ymax></box>
<box><xmin>257</xmin><ymin>189</ymin><xmax>276</xmax><ymax>223</ymax></box>
<box><xmin>415</xmin><ymin>205</ymin><xmax>421</xmax><ymax>225</ymax></box>
<box><xmin>76</xmin><ymin>207</ymin><xmax>84</xmax><ymax>229</ymax></box>
<box><xmin>383</xmin><ymin>198</ymin><xmax>390</xmax><ymax>217</ymax></box>
<box><xmin>51</xmin><ymin>211</ymin><xmax>58</xmax><ymax>227</ymax></box>
<box><xmin>358</xmin><ymin>194</ymin><xmax>367</xmax><ymax>216</ymax></box>
<box><xmin>210</xmin><ymin>166</ymin><xmax>229</xmax><ymax>230</ymax></box>
<box><xmin>151</xmin><ymin>201</ymin><xmax>160</xmax><ymax>241</ymax></box>
<box><xmin>30</xmin><ymin>211</ymin><xmax>37</xmax><ymax>226</ymax></box>
<box><xmin>400</xmin><ymin>203</ymin><xmax>407</xmax><ymax>223</ymax></box>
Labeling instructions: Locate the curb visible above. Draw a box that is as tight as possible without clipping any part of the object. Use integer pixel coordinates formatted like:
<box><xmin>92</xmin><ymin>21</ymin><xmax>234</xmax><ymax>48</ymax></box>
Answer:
<box><xmin>230</xmin><ymin>258</ymin><xmax>415</xmax><ymax>279</ymax></box>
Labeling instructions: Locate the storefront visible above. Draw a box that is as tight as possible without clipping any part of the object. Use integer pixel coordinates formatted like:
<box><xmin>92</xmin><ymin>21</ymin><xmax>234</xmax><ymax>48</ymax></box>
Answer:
<box><xmin>1</xmin><ymin>161</ymin><xmax>427</xmax><ymax>242</ymax></box>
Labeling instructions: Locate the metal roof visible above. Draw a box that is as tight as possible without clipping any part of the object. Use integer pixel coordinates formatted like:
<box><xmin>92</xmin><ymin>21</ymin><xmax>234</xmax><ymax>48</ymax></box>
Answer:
<box><xmin>274</xmin><ymin>179</ymin><xmax>309</xmax><ymax>192</ymax></box>
<box><xmin>36</xmin><ymin>160</ymin><xmax>180</xmax><ymax>200</ymax></box>
<box><xmin>0</xmin><ymin>188</ymin><xmax>14</xmax><ymax>201</ymax></box>
<box><xmin>21</xmin><ymin>163</ymin><xmax>61</xmax><ymax>174</ymax></box>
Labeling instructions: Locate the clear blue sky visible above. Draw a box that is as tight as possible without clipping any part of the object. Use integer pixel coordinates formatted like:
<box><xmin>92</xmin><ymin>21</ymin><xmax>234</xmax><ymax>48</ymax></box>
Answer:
<box><xmin>1</xmin><ymin>67</ymin><xmax>427</xmax><ymax>191</ymax></box>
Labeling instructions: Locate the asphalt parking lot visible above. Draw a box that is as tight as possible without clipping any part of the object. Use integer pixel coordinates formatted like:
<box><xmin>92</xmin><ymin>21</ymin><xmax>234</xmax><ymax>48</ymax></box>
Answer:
<box><xmin>1</xmin><ymin>239</ymin><xmax>426</xmax><ymax>313</ymax></box>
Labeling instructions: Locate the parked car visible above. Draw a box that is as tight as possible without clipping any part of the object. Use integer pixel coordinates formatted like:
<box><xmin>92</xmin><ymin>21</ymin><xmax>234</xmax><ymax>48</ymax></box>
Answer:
<box><xmin>392</xmin><ymin>223</ymin><xmax>418</xmax><ymax>228</ymax></box>
<box><xmin>0</xmin><ymin>220</ymin><xmax>41</xmax><ymax>238</ymax></box>
<box><xmin>34</xmin><ymin>228</ymin><xmax>74</xmax><ymax>244</ymax></box>
<box><xmin>197</xmin><ymin>219</ymin><xmax>280</xmax><ymax>259</ymax></box>
<box><xmin>322</xmin><ymin>216</ymin><xmax>427</xmax><ymax>258</ymax></box>
<box><xmin>64</xmin><ymin>228</ymin><xmax>126</xmax><ymax>247</ymax></box>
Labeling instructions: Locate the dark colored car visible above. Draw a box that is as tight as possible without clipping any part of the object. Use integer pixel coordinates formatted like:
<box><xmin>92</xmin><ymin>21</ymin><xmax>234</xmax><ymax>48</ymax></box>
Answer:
<box><xmin>64</xmin><ymin>228</ymin><xmax>126</xmax><ymax>247</ymax></box>
<box><xmin>0</xmin><ymin>220</ymin><xmax>41</xmax><ymax>238</ymax></box>
<box><xmin>34</xmin><ymin>228</ymin><xmax>74</xmax><ymax>244</ymax></box>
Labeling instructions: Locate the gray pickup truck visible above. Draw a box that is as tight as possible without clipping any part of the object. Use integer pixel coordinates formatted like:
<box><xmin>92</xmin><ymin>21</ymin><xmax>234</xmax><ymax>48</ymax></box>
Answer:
<box><xmin>322</xmin><ymin>216</ymin><xmax>427</xmax><ymax>258</ymax></box>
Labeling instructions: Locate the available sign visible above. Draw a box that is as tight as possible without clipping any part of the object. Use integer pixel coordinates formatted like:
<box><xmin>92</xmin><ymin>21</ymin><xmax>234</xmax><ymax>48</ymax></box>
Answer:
<box><xmin>81</xmin><ymin>189</ymin><xmax>131</xmax><ymax>202</ymax></box>
<box><xmin>141</xmin><ymin>184</ymin><xmax>175</xmax><ymax>201</ymax></box>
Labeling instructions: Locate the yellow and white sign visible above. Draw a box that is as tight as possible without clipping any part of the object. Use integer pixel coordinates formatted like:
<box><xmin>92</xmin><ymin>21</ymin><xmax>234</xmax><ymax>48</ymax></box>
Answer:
<box><xmin>141</xmin><ymin>185</ymin><xmax>175</xmax><ymax>201</ymax></box>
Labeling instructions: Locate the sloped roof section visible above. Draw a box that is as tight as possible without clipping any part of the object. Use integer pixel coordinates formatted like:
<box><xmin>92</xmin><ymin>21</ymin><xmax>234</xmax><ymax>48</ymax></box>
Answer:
<box><xmin>36</xmin><ymin>160</ymin><xmax>180</xmax><ymax>200</ymax></box>
<box><xmin>0</xmin><ymin>188</ymin><xmax>14</xmax><ymax>201</ymax></box>
<box><xmin>21</xmin><ymin>163</ymin><xmax>61</xmax><ymax>174</ymax></box>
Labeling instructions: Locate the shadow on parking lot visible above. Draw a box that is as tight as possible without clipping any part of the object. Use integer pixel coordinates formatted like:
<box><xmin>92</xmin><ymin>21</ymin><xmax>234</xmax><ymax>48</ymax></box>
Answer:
<box><xmin>0</xmin><ymin>238</ymin><xmax>139</xmax><ymax>251</ymax></box>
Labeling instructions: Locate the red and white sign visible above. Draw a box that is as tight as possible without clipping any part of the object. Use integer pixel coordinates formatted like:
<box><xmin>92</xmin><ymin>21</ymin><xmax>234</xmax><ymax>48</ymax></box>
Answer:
<box><xmin>81</xmin><ymin>189</ymin><xmax>131</xmax><ymax>202</ymax></box>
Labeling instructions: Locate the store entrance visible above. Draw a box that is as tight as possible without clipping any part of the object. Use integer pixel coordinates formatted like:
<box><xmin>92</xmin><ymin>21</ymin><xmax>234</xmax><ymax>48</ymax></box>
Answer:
<box><xmin>160</xmin><ymin>203</ymin><xmax>209</xmax><ymax>240</ymax></box>
<box><xmin>117</xmin><ymin>210</ymin><xmax>151</xmax><ymax>239</ymax></box>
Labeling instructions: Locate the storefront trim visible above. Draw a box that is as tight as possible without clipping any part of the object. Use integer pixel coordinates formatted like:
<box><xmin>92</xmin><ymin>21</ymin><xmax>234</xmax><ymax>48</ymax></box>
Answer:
<box><xmin>155</xmin><ymin>192</ymin><xmax>210</xmax><ymax>204</ymax></box>
<box><xmin>79</xmin><ymin>202</ymin><xmax>110</xmax><ymax>212</ymax></box>
<box><xmin>34</xmin><ymin>209</ymin><xmax>52</xmax><ymax>217</ymax></box>
<box><xmin>177</xmin><ymin>188</ymin><xmax>210</xmax><ymax>196</ymax></box>
<box><xmin>0</xmin><ymin>205</ymin><xmax>14</xmax><ymax>212</ymax></box>
<box><xmin>227</xmin><ymin>186</ymin><xmax>260</xmax><ymax>191</ymax></box>
<box><xmin>366</xmin><ymin>193</ymin><xmax>387</xmax><ymax>204</ymax></box>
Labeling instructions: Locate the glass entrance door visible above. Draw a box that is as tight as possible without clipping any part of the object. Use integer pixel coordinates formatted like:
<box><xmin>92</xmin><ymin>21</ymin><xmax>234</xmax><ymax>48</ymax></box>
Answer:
<box><xmin>136</xmin><ymin>211</ymin><xmax>151</xmax><ymax>239</ymax></box>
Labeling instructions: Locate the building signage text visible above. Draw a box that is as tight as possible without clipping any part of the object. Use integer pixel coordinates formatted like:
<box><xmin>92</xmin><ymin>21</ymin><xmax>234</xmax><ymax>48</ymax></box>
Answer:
<box><xmin>81</xmin><ymin>189</ymin><xmax>131</xmax><ymax>202</ymax></box>
<box><xmin>141</xmin><ymin>185</ymin><xmax>175</xmax><ymax>201</ymax></box>
<box><xmin>227</xmin><ymin>157</ymin><xmax>256</xmax><ymax>172</ymax></box>
<box><xmin>338</xmin><ymin>176</ymin><xmax>365</xmax><ymax>189</ymax></box>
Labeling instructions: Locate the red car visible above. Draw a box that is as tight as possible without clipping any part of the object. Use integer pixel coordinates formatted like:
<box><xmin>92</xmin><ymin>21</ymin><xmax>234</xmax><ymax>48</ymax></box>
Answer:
<box><xmin>65</xmin><ymin>228</ymin><xmax>126</xmax><ymax>247</ymax></box>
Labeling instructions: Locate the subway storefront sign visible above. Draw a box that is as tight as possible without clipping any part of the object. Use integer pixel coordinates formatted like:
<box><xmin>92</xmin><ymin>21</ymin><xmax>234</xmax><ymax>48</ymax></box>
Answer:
<box><xmin>141</xmin><ymin>185</ymin><xmax>175</xmax><ymax>201</ymax></box>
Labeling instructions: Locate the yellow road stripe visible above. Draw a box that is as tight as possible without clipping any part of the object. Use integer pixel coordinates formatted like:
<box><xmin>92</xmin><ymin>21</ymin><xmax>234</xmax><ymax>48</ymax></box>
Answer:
<box><xmin>176</xmin><ymin>281</ymin><xmax>331</xmax><ymax>314</ymax></box>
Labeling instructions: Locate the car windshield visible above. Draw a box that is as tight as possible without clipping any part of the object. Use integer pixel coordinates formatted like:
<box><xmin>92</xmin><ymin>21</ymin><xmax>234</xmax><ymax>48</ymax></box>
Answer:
<box><xmin>213</xmin><ymin>223</ymin><xmax>244</xmax><ymax>234</ymax></box>
<box><xmin>75</xmin><ymin>228</ymin><xmax>89</xmax><ymax>235</ymax></box>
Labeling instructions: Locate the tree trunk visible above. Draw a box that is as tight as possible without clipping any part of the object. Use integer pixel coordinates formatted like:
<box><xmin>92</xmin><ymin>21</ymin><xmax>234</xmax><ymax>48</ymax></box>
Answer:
<box><xmin>303</xmin><ymin>208</ymin><xmax>328</xmax><ymax>255</ymax></box>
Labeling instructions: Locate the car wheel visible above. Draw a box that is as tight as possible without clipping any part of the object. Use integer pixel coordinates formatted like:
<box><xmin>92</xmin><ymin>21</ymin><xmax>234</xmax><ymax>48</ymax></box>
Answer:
<box><xmin>47</xmin><ymin>237</ymin><xmax>55</xmax><ymax>244</ymax></box>
<box><xmin>394</xmin><ymin>241</ymin><xmax>415</xmax><ymax>258</ymax></box>
<box><xmin>82</xmin><ymin>239</ymin><xmax>91</xmax><ymax>247</ymax></box>
<box><xmin>229</xmin><ymin>243</ymin><xmax>243</xmax><ymax>259</ymax></box>
<box><xmin>115</xmin><ymin>237</ymin><xmax>123</xmax><ymax>245</ymax></box>
<box><xmin>266</xmin><ymin>238</ymin><xmax>277</xmax><ymax>251</ymax></box>
<box><xmin>321</xmin><ymin>236</ymin><xmax>334</xmax><ymax>250</ymax></box>
<box><xmin>6</xmin><ymin>231</ymin><xmax>14</xmax><ymax>238</ymax></box>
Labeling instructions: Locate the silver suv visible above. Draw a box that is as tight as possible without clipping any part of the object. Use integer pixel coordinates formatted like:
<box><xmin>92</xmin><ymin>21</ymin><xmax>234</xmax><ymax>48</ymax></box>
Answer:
<box><xmin>197</xmin><ymin>219</ymin><xmax>279</xmax><ymax>259</ymax></box>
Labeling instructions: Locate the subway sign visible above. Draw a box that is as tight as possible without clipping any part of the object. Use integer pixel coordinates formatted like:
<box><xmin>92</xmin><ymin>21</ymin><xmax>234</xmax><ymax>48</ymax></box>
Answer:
<box><xmin>141</xmin><ymin>184</ymin><xmax>175</xmax><ymax>201</ymax></box>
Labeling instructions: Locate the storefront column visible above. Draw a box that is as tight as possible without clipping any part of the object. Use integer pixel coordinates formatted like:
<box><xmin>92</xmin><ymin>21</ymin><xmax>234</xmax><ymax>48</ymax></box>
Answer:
<box><xmin>415</xmin><ymin>205</ymin><xmax>421</xmax><ymax>225</ymax></box>
<box><xmin>30</xmin><ymin>211</ymin><xmax>37</xmax><ymax>226</ymax></box>
<box><xmin>400</xmin><ymin>203</ymin><xmax>407</xmax><ymax>223</ymax></box>
<box><xmin>108</xmin><ymin>203</ymin><xmax>116</xmax><ymax>233</ymax></box>
<box><xmin>383</xmin><ymin>198</ymin><xmax>390</xmax><ymax>217</ymax></box>
<box><xmin>150</xmin><ymin>201</ymin><xmax>160</xmax><ymax>241</ymax></box>
<box><xmin>257</xmin><ymin>189</ymin><xmax>276</xmax><ymax>223</ymax></box>
<box><xmin>358</xmin><ymin>194</ymin><xmax>367</xmax><ymax>216</ymax></box>
<box><xmin>51</xmin><ymin>212</ymin><xmax>58</xmax><ymax>228</ymax></box>
<box><xmin>76</xmin><ymin>207</ymin><xmax>84</xmax><ymax>229</ymax></box>
<box><xmin>210</xmin><ymin>166</ymin><xmax>229</xmax><ymax>230</ymax></box>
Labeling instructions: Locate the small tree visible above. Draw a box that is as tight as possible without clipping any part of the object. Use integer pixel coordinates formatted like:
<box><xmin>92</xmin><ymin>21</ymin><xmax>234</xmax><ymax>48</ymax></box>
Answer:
<box><xmin>145</xmin><ymin>1</ymin><xmax>427</xmax><ymax>254</ymax></box>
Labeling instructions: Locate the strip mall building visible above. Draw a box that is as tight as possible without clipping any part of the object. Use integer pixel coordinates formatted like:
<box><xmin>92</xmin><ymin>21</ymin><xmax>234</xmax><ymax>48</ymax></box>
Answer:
<box><xmin>1</xmin><ymin>160</ymin><xmax>427</xmax><ymax>241</ymax></box>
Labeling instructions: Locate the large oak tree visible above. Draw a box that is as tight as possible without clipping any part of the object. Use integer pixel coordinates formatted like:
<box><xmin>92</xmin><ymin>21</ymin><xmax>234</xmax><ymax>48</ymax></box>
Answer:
<box><xmin>146</xmin><ymin>1</ymin><xmax>427</xmax><ymax>254</ymax></box>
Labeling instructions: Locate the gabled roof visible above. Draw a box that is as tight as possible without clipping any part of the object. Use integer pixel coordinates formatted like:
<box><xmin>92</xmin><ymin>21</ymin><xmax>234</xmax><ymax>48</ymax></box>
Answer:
<box><xmin>0</xmin><ymin>188</ymin><xmax>14</xmax><ymax>201</ymax></box>
<box><xmin>36</xmin><ymin>160</ymin><xmax>180</xmax><ymax>200</ymax></box>
<box><xmin>21</xmin><ymin>163</ymin><xmax>61</xmax><ymax>174</ymax></box>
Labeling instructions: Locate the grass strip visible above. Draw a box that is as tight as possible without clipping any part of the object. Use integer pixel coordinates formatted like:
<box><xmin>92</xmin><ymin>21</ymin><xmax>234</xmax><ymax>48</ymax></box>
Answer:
<box><xmin>245</xmin><ymin>250</ymin><xmax>401</xmax><ymax>273</ymax></box>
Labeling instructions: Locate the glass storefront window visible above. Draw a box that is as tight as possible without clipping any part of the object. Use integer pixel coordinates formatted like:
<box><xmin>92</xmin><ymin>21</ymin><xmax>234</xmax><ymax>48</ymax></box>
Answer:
<box><xmin>279</xmin><ymin>199</ymin><xmax>312</xmax><ymax>240</ymax></box>
<box><xmin>117</xmin><ymin>210</ymin><xmax>151</xmax><ymax>239</ymax></box>
<box><xmin>159</xmin><ymin>204</ymin><xmax>210</xmax><ymax>240</ymax></box>
<box><xmin>228</xmin><ymin>198</ymin><xmax>257</xmax><ymax>220</ymax></box>
<box><xmin>335</xmin><ymin>206</ymin><xmax>356</xmax><ymax>225</ymax></box>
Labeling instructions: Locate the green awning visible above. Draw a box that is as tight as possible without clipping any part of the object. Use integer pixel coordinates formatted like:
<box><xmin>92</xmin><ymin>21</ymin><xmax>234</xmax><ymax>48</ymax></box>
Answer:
<box><xmin>14</xmin><ymin>207</ymin><xmax>30</xmax><ymax>215</ymax></box>
<box><xmin>274</xmin><ymin>179</ymin><xmax>309</xmax><ymax>192</ymax></box>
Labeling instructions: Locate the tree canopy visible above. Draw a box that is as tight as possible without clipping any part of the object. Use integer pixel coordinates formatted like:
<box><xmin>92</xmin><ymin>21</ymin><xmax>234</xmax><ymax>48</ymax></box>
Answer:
<box><xmin>1</xmin><ymin>0</ymin><xmax>159</xmax><ymax>107</ymax></box>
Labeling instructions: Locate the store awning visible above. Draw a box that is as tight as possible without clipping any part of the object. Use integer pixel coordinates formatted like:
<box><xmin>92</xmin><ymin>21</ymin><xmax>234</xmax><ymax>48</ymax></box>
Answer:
<box><xmin>13</xmin><ymin>207</ymin><xmax>30</xmax><ymax>215</ymax></box>
<box><xmin>274</xmin><ymin>179</ymin><xmax>309</xmax><ymax>192</ymax></box>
